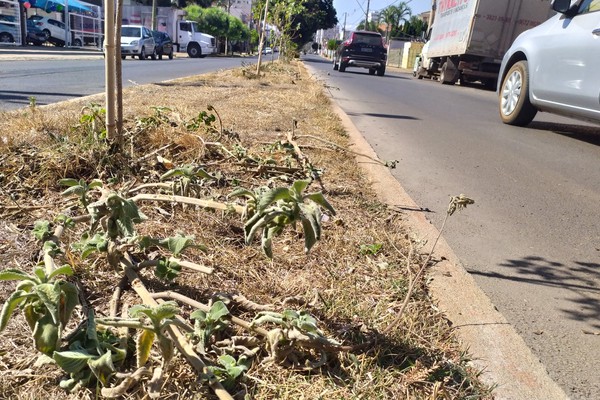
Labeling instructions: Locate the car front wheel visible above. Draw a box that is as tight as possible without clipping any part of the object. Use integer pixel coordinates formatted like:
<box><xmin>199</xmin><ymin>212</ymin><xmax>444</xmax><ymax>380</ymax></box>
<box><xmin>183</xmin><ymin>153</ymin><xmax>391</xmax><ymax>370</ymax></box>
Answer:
<box><xmin>339</xmin><ymin>62</ymin><xmax>347</xmax><ymax>72</ymax></box>
<box><xmin>0</xmin><ymin>32</ymin><xmax>13</xmax><ymax>43</ymax></box>
<box><xmin>168</xmin><ymin>48</ymin><xmax>174</xmax><ymax>60</ymax></box>
<box><xmin>333</xmin><ymin>58</ymin><xmax>338</xmax><ymax>70</ymax></box>
<box><xmin>139</xmin><ymin>47</ymin><xmax>146</xmax><ymax>60</ymax></box>
<box><xmin>499</xmin><ymin>60</ymin><xmax>537</xmax><ymax>126</ymax></box>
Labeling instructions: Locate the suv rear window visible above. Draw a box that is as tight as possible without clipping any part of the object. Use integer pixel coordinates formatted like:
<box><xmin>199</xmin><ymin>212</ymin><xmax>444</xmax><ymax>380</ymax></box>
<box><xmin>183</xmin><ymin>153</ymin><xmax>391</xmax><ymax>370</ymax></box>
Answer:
<box><xmin>352</xmin><ymin>33</ymin><xmax>382</xmax><ymax>46</ymax></box>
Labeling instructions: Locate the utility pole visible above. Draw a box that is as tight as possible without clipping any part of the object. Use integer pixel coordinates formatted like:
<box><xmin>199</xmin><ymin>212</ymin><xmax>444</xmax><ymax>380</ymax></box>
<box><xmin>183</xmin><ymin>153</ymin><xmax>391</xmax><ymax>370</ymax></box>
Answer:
<box><xmin>342</xmin><ymin>12</ymin><xmax>347</xmax><ymax>40</ymax></box>
<box><xmin>365</xmin><ymin>0</ymin><xmax>370</xmax><ymax>30</ymax></box>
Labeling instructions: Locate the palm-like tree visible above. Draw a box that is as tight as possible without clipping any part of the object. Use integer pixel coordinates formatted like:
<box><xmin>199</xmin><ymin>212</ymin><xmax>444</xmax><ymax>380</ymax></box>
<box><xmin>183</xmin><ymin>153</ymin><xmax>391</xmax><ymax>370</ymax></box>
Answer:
<box><xmin>382</xmin><ymin>2</ymin><xmax>412</xmax><ymax>43</ymax></box>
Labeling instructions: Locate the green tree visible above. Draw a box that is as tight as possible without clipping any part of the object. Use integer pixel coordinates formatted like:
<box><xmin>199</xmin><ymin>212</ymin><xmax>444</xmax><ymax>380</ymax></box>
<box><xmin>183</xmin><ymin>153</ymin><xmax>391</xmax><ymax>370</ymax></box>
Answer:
<box><xmin>401</xmin><ymin>15</ymin><xmax>427</xmax><ymax>39</ymax></box>
<box><xmin>382</xmin><ymin>2</ymin><xmax>412</xmax><ymax>42</ymax></box>
<box><xmin>253</xmin><ymin>0</ymin><xmax>338</xmax><ymax>48</ymax></box>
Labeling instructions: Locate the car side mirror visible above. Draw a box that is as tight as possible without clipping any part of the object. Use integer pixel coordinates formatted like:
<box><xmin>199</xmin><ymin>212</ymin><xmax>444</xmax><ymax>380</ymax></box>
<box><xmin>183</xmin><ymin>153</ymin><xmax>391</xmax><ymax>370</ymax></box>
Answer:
<box><xmin>552</xmin><ymin>0</ymin><xmax>577</xmax><ymax>16</ymax></box>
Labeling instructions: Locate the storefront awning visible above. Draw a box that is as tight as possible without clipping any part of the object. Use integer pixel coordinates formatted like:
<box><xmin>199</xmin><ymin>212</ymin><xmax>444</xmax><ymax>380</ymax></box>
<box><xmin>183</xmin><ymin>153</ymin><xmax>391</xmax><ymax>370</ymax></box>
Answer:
<box><xmin>21</xmin><ymin>0</ymin><xmax>93</xmax><ymax>14</ymax></box>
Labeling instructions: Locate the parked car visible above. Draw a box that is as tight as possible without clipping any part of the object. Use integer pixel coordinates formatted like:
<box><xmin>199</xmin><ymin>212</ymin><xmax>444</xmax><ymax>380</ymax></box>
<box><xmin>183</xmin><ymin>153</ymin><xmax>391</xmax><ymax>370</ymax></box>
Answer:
<box><xmin>151</xmin><ymin>30</ymin><xmax>173</xmax><ymax>60</ymax></box>
<box><xmin>28</xmin><ymin>15</ymin><xmax>83</xmax><ymax>47</ymax></box>
<box><xmin>0</xmin><ymin>22</ymin><xmax>17</xmax><ymax>44</ymax></box>
<box><xmin>333</xmin><ymin>31</ymin><xmax>387</xmax><ymax>76</ymax></box>
<box><xmin>263</xmin><ymin>46</ymin><xmax>272</xmax><ymax>54</ymax></box>
<box><xmin>120</xmin><ymin>25</ymin><xmax>156</xmax><ymax>60</ymax></box>
<box><xmin>26</xmin><ymin>20</ymin><xmax>47</xmax><ymax>46</ymax></box>
<box><xmin>498</xmin><ymin>0</ymin><xmax>600</xmax><ymax>126</ymax></box>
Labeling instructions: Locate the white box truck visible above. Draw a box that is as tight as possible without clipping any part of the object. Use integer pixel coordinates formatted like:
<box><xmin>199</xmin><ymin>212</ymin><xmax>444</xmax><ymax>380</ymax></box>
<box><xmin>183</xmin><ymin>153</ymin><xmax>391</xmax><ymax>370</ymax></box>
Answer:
<box><xmin>415</xmin><ymin>0</ymin><xmax>553</xmax><ymax>87</ymax></box>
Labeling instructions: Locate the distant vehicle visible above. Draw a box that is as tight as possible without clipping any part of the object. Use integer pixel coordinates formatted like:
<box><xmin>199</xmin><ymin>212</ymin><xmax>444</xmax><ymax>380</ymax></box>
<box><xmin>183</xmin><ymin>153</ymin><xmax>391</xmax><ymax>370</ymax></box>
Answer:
<box><xmin>28</xmin><ymin>15</ymin><xmax>83</xmax><ymax>47</ymax></box>
<box><xmin>333</xmin><ymin>31</ymin><xmax>387</xmax><ymax>76</ymax></box>
<box><xmin>498</xmin><ymin>0</ymin><xmax>600</xmax><ymax>126</ymax></box>
<box><xmin>0</xmin><ymin>22</ymin><xmax>18</xmax><ymax>44</ymax></box>
<box><xmin>263</xmin><ymin>46</ymin><xmax>272</xmax><ymax>54</ymax></box>
<box><xmin>120</xmin><ymin>7</ymin><xmax>216</xmax><ymax>58</ymax></box>
<box><xmin>120</xmin><ymin>25</ymin><xmax>156</xmax><ymax>60</ymax></box>
<box><xmin>26</xmin><ymin>20</ymin><xmax>47</xmax><ymax>46</ymax></box>
<box><xmin>152</xmin><ymin>30</ymin><xmax>173</xmax><ymax>60</ymax></box>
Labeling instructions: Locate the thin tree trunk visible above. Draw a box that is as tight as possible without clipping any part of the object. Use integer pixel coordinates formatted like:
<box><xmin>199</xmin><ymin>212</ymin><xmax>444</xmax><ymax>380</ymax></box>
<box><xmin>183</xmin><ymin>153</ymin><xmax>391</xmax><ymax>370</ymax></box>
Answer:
<box><xmin>116</xmin><ymin>0</ymin><xmax>124</xmax><ymax>136</ymax></box>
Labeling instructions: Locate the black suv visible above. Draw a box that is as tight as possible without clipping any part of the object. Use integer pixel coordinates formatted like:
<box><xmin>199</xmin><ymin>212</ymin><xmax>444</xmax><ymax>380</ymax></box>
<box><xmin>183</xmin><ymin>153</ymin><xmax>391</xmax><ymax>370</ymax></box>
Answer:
<box><xmin>333</xmin><ymin>31</ymin><xmax>387</xmax><ymax>76</ymax></box>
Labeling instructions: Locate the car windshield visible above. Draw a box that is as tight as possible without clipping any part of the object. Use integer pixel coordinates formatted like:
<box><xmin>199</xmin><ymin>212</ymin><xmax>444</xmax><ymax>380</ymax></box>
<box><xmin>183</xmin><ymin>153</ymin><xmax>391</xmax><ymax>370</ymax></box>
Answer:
<box><xmin>122</xmin><ymin>27</ymin><xmax>141</xmax><ymax>37</ymax></box>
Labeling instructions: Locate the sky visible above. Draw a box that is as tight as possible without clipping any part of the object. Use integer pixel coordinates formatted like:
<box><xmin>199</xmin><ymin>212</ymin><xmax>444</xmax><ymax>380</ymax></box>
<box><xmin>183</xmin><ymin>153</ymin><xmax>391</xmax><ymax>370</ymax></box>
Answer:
<box><xmin>333</xmin><ymin>0</ymin><xmax>431</xmax><ymax>30</ymax></box>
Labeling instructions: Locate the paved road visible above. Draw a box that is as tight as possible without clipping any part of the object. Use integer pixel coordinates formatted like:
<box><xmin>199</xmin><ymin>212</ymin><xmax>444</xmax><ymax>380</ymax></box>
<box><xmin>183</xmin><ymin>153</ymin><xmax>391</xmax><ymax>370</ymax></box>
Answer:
<box><xmin>304</xmin><ymin>54</ymin><xmax>600</xmax><ymax>400</ymax></box>
<box><xmin>0</xmin><ymin>47</ymin><xmax>260</xmax><ymax>111</ymax></box>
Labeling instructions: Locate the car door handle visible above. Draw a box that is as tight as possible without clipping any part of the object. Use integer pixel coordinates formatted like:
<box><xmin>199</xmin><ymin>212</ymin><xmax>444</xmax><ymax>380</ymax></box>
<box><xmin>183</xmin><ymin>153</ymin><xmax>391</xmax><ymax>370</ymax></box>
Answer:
<box><xmin>593</xmin><ymin>28</ymin><xmax>600</xmax><ymax>36</ymax></box>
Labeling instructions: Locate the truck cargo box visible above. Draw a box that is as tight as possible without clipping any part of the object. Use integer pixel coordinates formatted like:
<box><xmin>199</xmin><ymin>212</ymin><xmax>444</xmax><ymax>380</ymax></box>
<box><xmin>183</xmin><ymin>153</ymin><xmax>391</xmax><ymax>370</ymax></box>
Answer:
<box><xmin>428</xmin><ymin>0</ymin><xmax>553</xmax><ymax>60</ymax></box>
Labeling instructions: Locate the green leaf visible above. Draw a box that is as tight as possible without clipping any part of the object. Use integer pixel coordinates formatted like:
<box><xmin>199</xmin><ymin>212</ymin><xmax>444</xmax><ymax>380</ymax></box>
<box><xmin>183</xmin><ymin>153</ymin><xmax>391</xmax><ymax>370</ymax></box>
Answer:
<box><xmin>0</xmin><ymin>290</ymin><xmax>29</xmax><ymax>332</ymax></box>
<box><xmin>208</xmin><ymin>301</ymin><xmax>230</xmax><ymax>322</ymax></box>
<box><xmin>152</xmin><ymin>301</ymin><xmax>179</xmax><ymax>321</ymax></box>
<box><xmin>261</xmin><ymin>228</ymin><xmax>273</xmax><ymax>259</ymax></box>
<box><xmin>34</xmin><ymin>283</ymin><xmax>61</xmax><ymax>325</ymax></box>
<box><xmin>61</xmin><ymin>185</ymin><xmax>85</xmax><ymax>198</ymax></box>
<box><xmin>33</xmin><ymin>312</ymin><xmax>60</xmax><ymax>355</ymax></box>
<box><xmin>48</xmin><ymin>264</ymin><xmax>74</xmax><ymax>280</ymax></box>
<box><xmin>58</xmin><ymin>281</ymin><xmax>80</xmax><ymax>328</ymax></box>
<box><xmin>53</xmin><ymin>350</ymin><xmax>94</xmax><ymax>373</ymax></box>
<box><xmin>290</xmin><ymin>180</ymin><xmax>310</xmax><ymax>198</ymax></box>
<box><xmin>257</xmin><ymin>187</ymin><xmax>291</xmax><ymax>213</ymax></box>
<box><xmin>129</xmin><ymin>305</ymin><xmax>153</xmax><ymax>320</ymax></box>
<box><xmin>300</xmin><ymin>215</ymin><xmax>317</xmax><ymax>254</ymax></box>
<box><xmin>87</xmin><ymin>350</ymin><xmax>115</xmax><ymax>386</ymax></box>
<box><xmin>227</xmin><ymin>187</ymin><xmax>255</xmax><ymax>200</ymax></box>
<box><xmin>190</xmin><ymin>309</ymin><xmax>207</xmax><ymax>321</ymax></box>
<box><xmin>84</xmin><ymin>310</ymin><xmax>100</xmax><ymax>352</ymax></box>
<box><xmin>138</xmin><ymin>236</ymin><xmax>160</xmax><ymax>250</ymax></box>
<box><xmin>160</xmin><ymin>169</ymin><xmax>185</xmax><ymax>181</ymax></box>
<box><xmin>33</xmin><ymin>266</ymin><xmax>47</xmax><ymax>282</ymax></box>
<box><xmin>159</xmin><ymin>234</ymin><xmax>196</xmax><ymax>256</ymax></box>
<box><xmin>32</xmin><ymin>220</ymin><xmax>52</xmax><ymax>241</ymax></box>
<box><xmin>58</xmin><ymin>178</ymin><xmax>80</xmax><ymax>187</ymax></box>
<box><xmin>136</xmin><ymin>329</ymin><xmax>156</xmax><ymax>367</ymax></box>
<box><xmin>245</xmin><ymin>214</ymin><xmax>269</xmax><ymax>245</ymax></box>
<box><xmin>304</xmin><ymin>192</ymin><xmax>336</xmax><ymax>216</ymax></box>
<box><xmin>155</xmin><ymin>258</ymin><xmax>181</xmax><ymax>281</ymax></box>
<box><xmin>88</xmin><ymin>179</ymin><xmax>103</xmax><ymax>189</ymax></box>
<box><xmin>158</xmin><ymin>334</ymin><xmax>174</xmax><ymax>364</ymax></box>
<box><xmin>218</xmin><ymin>354</ymin><xmax>237</xmax><ymax>368</ymax></box>
<box><xmin>0</xmin><ymin>269</ymin><xmax>35</xmax><ymax>282</ymax></box>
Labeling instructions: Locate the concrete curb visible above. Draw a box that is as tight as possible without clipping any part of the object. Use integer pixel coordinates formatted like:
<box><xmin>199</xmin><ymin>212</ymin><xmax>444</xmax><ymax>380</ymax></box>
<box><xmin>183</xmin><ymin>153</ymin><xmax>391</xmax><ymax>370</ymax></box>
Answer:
<box><xmin>303</xmin><ymin>61</ymin><xmax>569</xmax><ymax>400</ymax></box>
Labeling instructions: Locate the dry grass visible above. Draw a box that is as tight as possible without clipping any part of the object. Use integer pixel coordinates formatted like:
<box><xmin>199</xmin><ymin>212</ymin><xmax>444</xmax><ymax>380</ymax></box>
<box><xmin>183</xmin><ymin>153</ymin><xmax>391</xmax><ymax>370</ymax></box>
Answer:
<box><xmin>0</xmin><ymin>60</ymin><xmax>493</xmax><ymax>399</ymax></box>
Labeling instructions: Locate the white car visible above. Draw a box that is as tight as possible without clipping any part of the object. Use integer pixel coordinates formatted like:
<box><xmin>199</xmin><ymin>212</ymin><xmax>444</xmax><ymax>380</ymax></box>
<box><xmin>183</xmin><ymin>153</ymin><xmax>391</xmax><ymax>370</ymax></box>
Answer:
<box><xmin>498</xmin><ymin>0</ymin><xmax>600</xmax><ymax>126</ymax></box>
<box><xmin>28</xmin><ymin>15</ymin><xmax>83</xmax><ymax>47</ymax></box>
<box><xmin>120</xmin><ymin>25</ymin><xmax>156</xmax><ymax>60</ymax></box>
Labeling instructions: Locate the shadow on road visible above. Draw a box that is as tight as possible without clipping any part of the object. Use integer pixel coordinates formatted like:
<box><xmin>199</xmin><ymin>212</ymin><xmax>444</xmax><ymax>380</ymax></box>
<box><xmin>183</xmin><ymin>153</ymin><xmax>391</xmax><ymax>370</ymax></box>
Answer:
<box><xmin>346</xmin><ymin>111</ymin><xmax>419</xmax><ymax>121</ymax></box>
<box><xmin>468</xmin><ymin>255</ymin><xmax>600</xmax><ymax>329</ymax></box>
<box><xmin>301</xmin><ymin>56</ymin><xmax>332</xmax><ymax>64</ymax></box>
<box><xmin>0</xmin><ymin>90</ymin><xmax>83</xmax><ymax>106</ymax></box>
<box><xmin>528</xmin><ymin>121</ymin><xmax>600</xmax><ymax>147</ymax></box>
<box><xmin>335</xmin><ymin>70</ymin><xmax>409</xmax><ymax>80</ymax></box>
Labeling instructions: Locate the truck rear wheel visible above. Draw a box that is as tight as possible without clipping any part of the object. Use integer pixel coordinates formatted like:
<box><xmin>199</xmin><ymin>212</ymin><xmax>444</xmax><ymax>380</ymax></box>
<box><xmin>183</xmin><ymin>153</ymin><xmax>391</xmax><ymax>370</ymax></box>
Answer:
<box><xmin>377</xmin><ymin>66</ymin><xmax>385</xmax><ymax>77</ymax></box>
<box><xmin>187</xmin><ymin>43</ymin><xmax>201</xmax><ymax>58</ymax></box>
<box><xmin>339</xmin><ymin>62</ymin><xmax>347</xmax><ymax>72</ymax></box>
<box><xmin>439</xmin><ymin>62</ymin><xmax>456</xmax><ymax>85</ymax></box>
<box><xmin>499</xmin><ymin>60</ymin><xmax>537</xmax><ymax>126</ymax></box>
